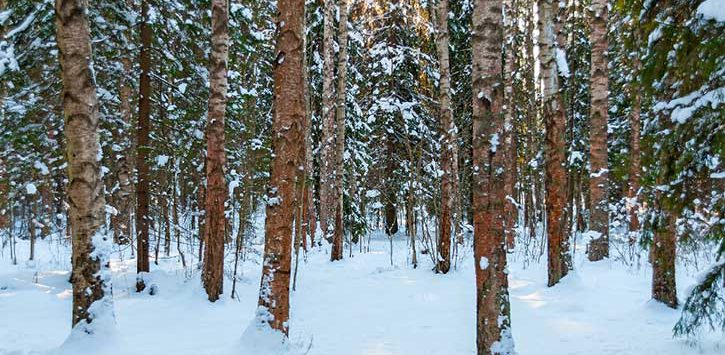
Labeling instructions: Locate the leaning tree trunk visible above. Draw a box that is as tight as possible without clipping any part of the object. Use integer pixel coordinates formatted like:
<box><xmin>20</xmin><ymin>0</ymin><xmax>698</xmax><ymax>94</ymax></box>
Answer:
<box><xmin>135</xmin><ymin>0</ymin><xmax>152</xmax><ymax>291</ymax></box>
<box><xmin>257</xmin><ymin>0</ymin><xmax>305</xmax><ymax>335</ymax></box>
<box><xmin>472</xmin><ymin>0</ymin><xmax>514</xmax><ymax>354</ymax></box>
<box><xmin>202</xmin><ymin>0</ymin><xmax>230</xmax><ymax>302</ymax></box>
<box><xmin>435</xmin><ymin>0</ymin><xmax>454</xmax><ymax>274</ymax></box>
<box><xmin>319</xmin><ymin>0</ymin><xmax>336</xmax><ymax>239</ymax></box>
<box><xmin>331</xmin><ymin>0</ymin><xmax>349</xmax><ymax>261</ymax></box>
<box><xmin>55</xmin><ymin>0</ymin><xmax>112</xmax><ymax>327</ymax></box>
<box><xmin>539</xmin><ymin>0</ymin><xmax>570</xmax><ymax>287</ymax></box>
<box><xmin>587</xmin><ymin>0</ymin><xmax>610</xmax><ymax>261</ymax></box>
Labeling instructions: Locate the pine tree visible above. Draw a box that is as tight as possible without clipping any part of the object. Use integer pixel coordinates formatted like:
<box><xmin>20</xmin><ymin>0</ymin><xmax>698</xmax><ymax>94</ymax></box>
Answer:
<box><xmin>257</xmin><ymin>0</ymin><xmax>305</xmax><ymax>334</ymax></box>
<box><xmin>135</xmin><ymin>0</ymin><xmax>152</xmax><ymax>291</ymax></box>
<box><xmin>202</xmin><ymin>0</ymin><xmax>230</xmax><ymax>302</ymax></box>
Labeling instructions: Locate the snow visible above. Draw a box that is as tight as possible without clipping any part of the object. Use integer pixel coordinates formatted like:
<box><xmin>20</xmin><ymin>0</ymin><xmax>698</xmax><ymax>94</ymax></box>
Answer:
<box><xmin>479</xmin><ymin>256</ymin><xmax>490</xmax><ymax>270</ymax></box>
<box><xmin>697</xmin><ymin>0</ymin><xmax>725</xmax><ymax>22</ymax></box>
<box><xmin>25</xmin><ymin>182</ymin><xmax>37</xmax><ymax>195</ymax></box>
<box><xmin>1</xmin><ymin>232</ymin><xmax>722</xmax><ymax>355</ymax></box>
<box><xmin>0</xmin><ymin>10</ymin><xmax>12</xmax><ymax>25</ymax></box>
<box><xmin>155</xmin><ymin>154</ymin><xmax>170</xmax><ymax>167</ymax></box>
<box><xmin>555</xmin><ymin>48</ymin><xmax>569</xmax><ymax>78</ymax></box>
<box><xmin>490</xmin><ymin>133</ymin><xmax>500</xmax><ymax>153</ymax></box>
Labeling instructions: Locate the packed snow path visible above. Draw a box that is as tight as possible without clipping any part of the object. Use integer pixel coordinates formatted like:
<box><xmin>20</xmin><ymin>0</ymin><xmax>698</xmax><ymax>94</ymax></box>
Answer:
<box><xmin>0</xmin><ymin>235</ymin><xmax>721</xmax><ymax>355</ymax></box>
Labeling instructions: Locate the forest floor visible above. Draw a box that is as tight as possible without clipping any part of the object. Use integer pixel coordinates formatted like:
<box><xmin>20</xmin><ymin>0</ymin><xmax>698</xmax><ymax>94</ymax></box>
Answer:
<box><xmin>0</xmin><ymin>227</ymin><xmax>722</xmax><ymax>355</ymax></box>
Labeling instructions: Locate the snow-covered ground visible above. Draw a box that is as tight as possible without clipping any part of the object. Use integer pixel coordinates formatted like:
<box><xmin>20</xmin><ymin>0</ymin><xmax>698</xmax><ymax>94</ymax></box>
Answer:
<box><xmin>0</xmin><ymin>232</ymin><xmax>722</xmax><ymax>355</ymax></box>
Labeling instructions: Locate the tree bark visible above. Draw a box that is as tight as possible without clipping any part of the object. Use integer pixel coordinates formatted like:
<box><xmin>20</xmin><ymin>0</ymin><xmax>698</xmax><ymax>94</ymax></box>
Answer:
<box><xmin>652</xmin><ymin>207</ymin><xmax>677</xmax><ymax>308</ymax></box>
<box><xmin>257</xmin><ymin>0</ymin><xmax>305</xmax><ymax>335</ymax></box>
<box><xmin>331</xmin><ymin>0</ymin><xmax>349</xmax><ymax>261</ymax></box>
<box><xmin>435</xmin><ymin>0</ymin><xmax>454</xmax><ymax>274</ymax></box>
<box><xmin>472</xmin><ymin>0</ymin><xmax>514</xmax><ymax>353</ymax></box>
<box><xmin>202</xmin><ymin>0</ymin><xmax>230</xmax><ymax>303</ymax></box>
<box><xmin>112</xmin><ymin>52</ymin><xmax>134</xmax><ymax>245</ymax></box>
<box><xmin>502</xmin><ymin>0</ymin><xmax>517</xmax><ymax>251</ymax></box>
<box><xmin>0</xmin><ymin>0</ymin><xmax>8</xmax><ymax>232</ymax></box>
<box><xmin>135</xmin><ymin>0</ymin><xmax>152</xmax><ymax>291</ymax></box>
<box><xmin>587</xmin><ymin>0</ymin><xmax>610</xmax><ymax>261</ymax></box>
<box><xmin>319</xmin><ymin>0</ymin><xmax>336</xmax><ymax>239</ymax></box>
<box><xmin>55</xmin><ymin>0</ymin><xmax>111</xmax><ymax>327</ymax></box>
<box><xmin>384</xmin><ymin>137</ymin><xmax>398</xmax><ymax>236</ymax></box>
<box><xmin>539</xmin><ymin>0</ymin><xmax>570</xmax><ymax>286</ymax></box>
<box><xmin>627</xmin><ymin>58</ymin><xmax>641</xmax><ymax>233</ymax></box>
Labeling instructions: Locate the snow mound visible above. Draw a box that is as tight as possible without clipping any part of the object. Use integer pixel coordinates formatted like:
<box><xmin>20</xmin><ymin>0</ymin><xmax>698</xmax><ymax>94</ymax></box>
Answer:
<box><xmin>53</xmin><ymin>299</ymin><xmax>120</xmax><ymax>355</ymax></box>
<box><xmin>230</xmin><ymin>311</ymin><xmax>311</xmax><ymax>355</ymax></box>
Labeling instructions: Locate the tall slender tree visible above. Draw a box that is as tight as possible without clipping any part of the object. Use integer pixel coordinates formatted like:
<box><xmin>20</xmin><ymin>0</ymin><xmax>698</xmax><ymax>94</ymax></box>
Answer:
<box><xmin>540</xmin><ymin>0</ymin><xmax>570</xmax><ymax>286</ymax></box>
<box><xmin>55</xmin><ymin>0</ymin><xmax>112</xmax><ymax>328</ymax></box>
<box><xmin>435</xmin><ymin>0</ymin><xmax>455</xmax><ymax>274</ymax></box>
<box><xmin>319</xmin><ymin>0</ymin><xmax>336</xmax><ymax>239</ymax></box>
<box><xmin>257</xmin><ymin>0</ymin><xmax>305</xmax><ymax>334</ymax></box>
<box><xmin>587</xmin><ymin>0</ymin><xmax>610</xmax><ymax>261</ymax></box>
<box><xmin>502</xmin><ymin>0</ymin><xmax>517</xmax><ymax>250</ymax></box>
<box><xmin>202</xmin><ymin>0</ymin><xmax>230</xmax><ymax>302</ymax></box>
<box><xmin>331</xmin><ymin>0</ymin><xmax>349</xmax><ymax>261</ymax></box>
<box><xmin>627</xmin><ymin>55</ymin><xmax>642</xmax><ymax>233</ymax></box>
<box><xmin>135</xmin><ymin>0</ymin><xmax>152</xmax><ymax>291</ymax></box>
<box><xmin>472</xmin><ymin>0</ymin><xmax>514</xmax><ymax>353</ymax></box>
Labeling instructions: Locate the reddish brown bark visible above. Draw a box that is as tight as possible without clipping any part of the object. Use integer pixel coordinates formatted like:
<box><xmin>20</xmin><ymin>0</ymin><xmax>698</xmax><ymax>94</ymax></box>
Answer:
<box><xmin>435</xmin><ymin>0</ymin><xmax>454</xmax><ymax>274</ymax></box>
<box><xmin>55</xmin><ymin>0</ymin><xmax>110</xmax><ymax>326</ymax></box>
<box><xmin>472</xmin><ymin>0</ymin><xmax>514</xmax><ymax>353</ymax></box>
<box><xmin>587</xmin><ymin>0</ymin><xmax>610</xmax><ymax>261</ymax></box>
<box><xmin>135</xmin><ymin>0</ymin><xmax>152</xmax><ymax>291</ymax></box>
<box><xmin>202</xmin><ymin>0</ymin><xmax>230</xmax><ymax>302</ymax></box>
<box><xmin>257</xmin><ymin>0</ymin><xmax>305</xmax><ymax>335</ymax></box>
<box><xmin>539</xmin><ymin>0</ymin><xmax>570</xmax><ymax>286</ymax></box>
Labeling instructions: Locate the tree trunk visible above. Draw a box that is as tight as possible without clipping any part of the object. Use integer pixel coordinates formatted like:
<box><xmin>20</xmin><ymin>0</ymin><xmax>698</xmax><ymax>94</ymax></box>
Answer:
<box><xmin>0</xmin><ymin>0</ymin><xmax>6</xmax><ymax>232</ymax></box>
<box><xmin>319</xmin><ymin>0</ymin><xmax>336</xmax><ymax>239</ymax></box>
<box><xmin>302</xmin><ymin>20</ymin><xmax>316</xmax><ymax>251</ymax></box>
<box><xmin>502</xmin><ymin>0</ymin><xmax>517</xmax><ymax>251</ymax></box>
<box><xmin>652</xmin><ymin>208</ymin><xmax>677</xmax><ymax>308</ymax></box>
<box><xmin>331</xmin><ymin>0</ymin><xmax>349</xmax><ymax>261</ymax></box>
<box><xmin>384</xmin><ymin>137</ymin><xmax>398</xmax><ymax>237</ymax></box>
<box><xmin>627</xmin><ymin>58</ymin><xmax>641</xmax><ymax>233</ymax></box>
<box><xmin>55</xmin><ymin>0</ymin><xmax>111</xmax><ymax>327</ymax></box>
<box><xmin>472</xmin><ymin>0</ymin><xmax>514</xmax><ymax>353</ymax></box>
<box><xmin>112</xmin><ymin>52</ymin><xmax>134</xmax><ymax>245</ymax></box>
<box><xmin>257</xmin><ymin>0</ymin><xmax>305</xmax><ymax>335</ymax></box>
<box><xmin>587</xmin><ymin>0</ymin><xmax>610</xmax><ymax>261</ymax></box>
<box><xmin>135</xmin><ymin>0</ymin><xmax>152</xmax><ymax>291</ymax></box>
<box><xmin>539</xmin><ymin>0</ymin><xmax>570</xmax><ymax>286</ymax></box>
<box><xmin>435</xmin><ymin>0</ymin><xmax>454</xmax><ymax>274</ymax></box>
<box><xmin>202</xmin><ymin>0</ymin><xmax>230</xmax><ymax>303</ymax></box>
